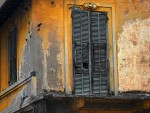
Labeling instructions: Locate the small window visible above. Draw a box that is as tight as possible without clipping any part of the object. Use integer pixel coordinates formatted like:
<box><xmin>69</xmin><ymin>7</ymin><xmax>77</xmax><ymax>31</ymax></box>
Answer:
<box><xmin>9</xmin><ymin>27</ymin><xmax>17</xmax><ymax>85</ymax></box>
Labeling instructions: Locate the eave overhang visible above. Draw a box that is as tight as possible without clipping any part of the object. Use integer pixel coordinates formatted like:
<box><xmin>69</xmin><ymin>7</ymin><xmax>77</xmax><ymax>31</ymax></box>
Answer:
<box><xmin>0</xmin><ymin>0</ymin><xmax>24</xmax><ymax>27</ymax></box>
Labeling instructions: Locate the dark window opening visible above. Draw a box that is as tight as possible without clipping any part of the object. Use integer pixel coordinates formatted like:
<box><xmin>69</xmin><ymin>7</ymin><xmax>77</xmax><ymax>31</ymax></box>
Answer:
<box><xmin>72</xmin><ymin>8</ymin><xmax>109</xmax><ymax>96</ymax></box>
<box><xmin>9</xmin><ymin>27</ymin><xmax>17</xmax><ymax>85</ymax></box>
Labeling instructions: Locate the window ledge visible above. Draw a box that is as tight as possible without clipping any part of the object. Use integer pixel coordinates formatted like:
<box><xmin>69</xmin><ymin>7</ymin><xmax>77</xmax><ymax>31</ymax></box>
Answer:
<box><xmin>0</xmin><ymin>75</ymin><xmax>32</xmax><ymax>99</ymax></box>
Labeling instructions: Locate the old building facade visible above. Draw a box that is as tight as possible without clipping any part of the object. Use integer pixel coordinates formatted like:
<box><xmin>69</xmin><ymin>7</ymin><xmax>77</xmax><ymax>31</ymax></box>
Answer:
<box><xmin>0</xmin><ymin>0</ymin><xmax>150</xmax><ymax>113</ymax></box>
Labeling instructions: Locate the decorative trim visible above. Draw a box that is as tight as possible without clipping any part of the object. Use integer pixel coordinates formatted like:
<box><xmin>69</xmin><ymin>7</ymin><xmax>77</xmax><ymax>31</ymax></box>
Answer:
<box><xmin>83</xmin><ymin>2</ymin><xmax>97</xmax><ymax>9</ymax></box>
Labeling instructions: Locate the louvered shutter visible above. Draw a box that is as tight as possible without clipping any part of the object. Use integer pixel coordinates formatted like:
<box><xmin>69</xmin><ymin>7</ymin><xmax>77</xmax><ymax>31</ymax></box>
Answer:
<box><xmin>72</xmin><ymin>9</ymin><xmax>109</xmax><ymax>96</ymax></box>
<box><xmin>72</xmin><ymin>9</ymin><xmax>91</xmax><ymax>95</ymax></box>
<box><xmin>91</xmin><ymin>12</ymin><xmax>109</xmax><ymax>95</ymax></box>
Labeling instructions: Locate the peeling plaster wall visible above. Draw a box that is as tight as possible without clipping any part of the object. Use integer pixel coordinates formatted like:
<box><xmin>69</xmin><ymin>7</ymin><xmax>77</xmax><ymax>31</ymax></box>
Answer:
<box><xmin>118</xmin><ymin>18</ymin><xmax>150</xmax><ymax>92</ymax></box>
<box><xmin>117</xmin><ymin>0</ymin><xmax>150</xmax><ymax>92</ymax></box>
<box><xmin>117</xmin><ymin>0</ymin><xmax>150</xmax><ymax>32</ymax></box>
<box><xmin>32</xmin><ymin>0</ymin><xmax>65</xmax><ymax>92</ymax></box>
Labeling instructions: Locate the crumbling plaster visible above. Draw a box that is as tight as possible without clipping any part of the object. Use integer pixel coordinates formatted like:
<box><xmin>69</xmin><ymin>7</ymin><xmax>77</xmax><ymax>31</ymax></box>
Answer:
<box><xmin>118</xmin><ymin>18</ymin><xmax>150</xmax><ymax>92</ymax></box>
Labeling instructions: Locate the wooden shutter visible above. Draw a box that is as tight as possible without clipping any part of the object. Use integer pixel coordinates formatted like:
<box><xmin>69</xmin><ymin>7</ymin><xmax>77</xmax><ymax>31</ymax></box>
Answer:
<box><xmin>72</xmin><ymin>9</ymin><xmax>109</xmax><ymax>96</ymax></box>
<box><xmin>72</xmin><ymin>9</ymin><xmax>91</xmax><ymax>95</ymax></box>
<box><xmin>91</xmin><ymin>12</ymin><xmax>109</xmax><ymax>95</ymax></box>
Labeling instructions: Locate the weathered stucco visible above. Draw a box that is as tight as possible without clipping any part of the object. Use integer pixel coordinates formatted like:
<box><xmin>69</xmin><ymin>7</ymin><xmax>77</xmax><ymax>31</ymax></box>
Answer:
<box><xmin>118</xmin><ymin>17</ymin><xmax>150</xmax><ymax>92</ymax></box>
<box><xmin>117</xmin><ymin>0</ymin><xmax>150</xmax><ymax>33</ymax></box>
<box><xmin>32</xmin><ymin>0</ymin><xmax>65</xmax><ymax>92</ymax></box>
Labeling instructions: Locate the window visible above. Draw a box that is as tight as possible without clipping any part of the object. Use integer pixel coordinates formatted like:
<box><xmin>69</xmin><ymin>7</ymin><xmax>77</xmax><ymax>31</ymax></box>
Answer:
<box><xmin>9</xmin><ymin>27</ymin><xmax>17</xmax><ymax>85</ymax></box>
<box><xmin>72</xmin><ymin>8</ymin><xmax>109</xmax><ymax>96</ymax></box>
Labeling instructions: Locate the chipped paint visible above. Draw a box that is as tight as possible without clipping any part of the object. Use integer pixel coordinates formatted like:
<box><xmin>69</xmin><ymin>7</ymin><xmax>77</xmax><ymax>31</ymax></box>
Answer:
<box><xmin>19</xmin><ymin>25</ymin><xmax>32</xmax><ymax>79</ymax></box>
<box><xmin>118</xmin><ymin>17</ymin><xmax>150</xmax><ymax>92</ymax></box>
<box><xmin>32</xmin><ymin>0</ymin><xmax>65</xmax><ymax>92</ymax></box>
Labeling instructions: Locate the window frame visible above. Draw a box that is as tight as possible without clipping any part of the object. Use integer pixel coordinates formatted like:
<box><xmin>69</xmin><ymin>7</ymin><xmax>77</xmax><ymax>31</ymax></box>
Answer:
<box><xmin>64</xmin><ymin>3</ymin><xmax>117</xmax><ymax>95</ymax></box>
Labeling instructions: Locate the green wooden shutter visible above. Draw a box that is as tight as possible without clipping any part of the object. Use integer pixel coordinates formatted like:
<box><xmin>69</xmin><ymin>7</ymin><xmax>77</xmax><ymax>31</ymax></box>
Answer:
<box><xmin>91</xmin><ymin>12</ymin><xmax>109</xmax><ymax>95</ymax></box>
<box><xmin>72</xmin><ymin>9</ymin><xmax>109</xmax><ymax>96</ymax></box>
<box><xmin>72</xmin><ymin>9</ymin><xmax>91</xmax><ymax>95</ymax></box>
